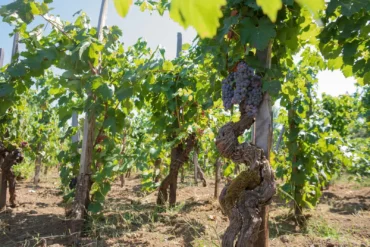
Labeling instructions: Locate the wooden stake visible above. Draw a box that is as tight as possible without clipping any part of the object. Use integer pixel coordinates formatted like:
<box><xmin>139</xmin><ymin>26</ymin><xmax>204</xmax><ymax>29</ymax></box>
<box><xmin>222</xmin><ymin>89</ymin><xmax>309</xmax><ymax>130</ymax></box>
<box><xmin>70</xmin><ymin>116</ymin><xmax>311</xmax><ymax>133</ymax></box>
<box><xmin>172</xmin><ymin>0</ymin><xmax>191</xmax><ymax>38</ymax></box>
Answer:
<box><xmin>0</xmin><ymin>49</ymin><xmax>4</xmax><ymax>209</ymax></box>
<box><xmin>0</xmin><ymin>48</ymin><xmax>4</xmax><ymax>67</ymax></box>
<box><xmin>275</xmin><ymin>125</ymin><xmax>285</xmax><ymax>152</ymax></box>
<box><xmin>176</xmin><ymin>32</ymin><xmax>182</xmax><ymax>57</ymax></box>
<box><xmin>70</xmin><ymin>0</ymin><xmax>108</xmax><ymax>235</ymax></box>
<box><xmin>193</xmin><ymin>150</ymin><xmax>198</xmax><ymax>185</ymax></box>
<box><xmin>214</xmin><ymin>158</ymin><xmax>221</xmax><ymax>199</ymax></box>
<box><xmin>71</xmin><ymin>113</ymin><xmax>79</xmax><ymax>143</ymax></box>
<box><xmin>254</xmin><ymin>42</ymin><xmax>273</xmax><ymax>247</ymax></box>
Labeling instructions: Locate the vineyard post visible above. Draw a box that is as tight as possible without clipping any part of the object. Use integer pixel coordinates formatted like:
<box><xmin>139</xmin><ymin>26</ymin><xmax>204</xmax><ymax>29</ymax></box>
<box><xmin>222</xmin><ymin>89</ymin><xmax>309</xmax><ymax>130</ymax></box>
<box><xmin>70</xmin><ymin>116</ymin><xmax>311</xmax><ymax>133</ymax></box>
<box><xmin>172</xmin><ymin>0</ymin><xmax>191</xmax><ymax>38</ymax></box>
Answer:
<box><xmin>33</xmin><ymin>143</ymin><xmax>42</xmax><ymax>186</ymax></box>
<box><xmin>275</xmin><ymin>125</ymin><xmax>285</xmax><ymax>152</ymax></box>
<box><xmin>176</xmin><ymin>32</ymin><xmax>182</xmax><ymax>58</ymax></box>
<box><xmin>70</xmin><ymin>0</ymin><xmax>108</xmax><ymax>235</ymax></box>
<box><xmin>254</xmin><ymin>42</ymin><xmax>273</xmax><ymax>247</ymax></box>
<box><xmin>193</xmin><ymin>149</ymin><xmax>198</xmax><ymax>185</ymax></box>
<box><xmin>72</xmin><ymin>113</ymin><xmax>79</xmax><ymax>143</ymax></box>
<box><xmin>0</xmin><ymin>48</ymin><xmax>4</xmax><ymax>67</ymax></box>
<box><xmin>214</xmin><ymin>157</ymin><xmax>221</xmax><ymax>199</ymax></box>
<box><xmin>11</xmin><ymin>33</ymin><xmax>19</xmax><ymax>61</ymax></box>
<box><xmin>0</xmin><ymin>48</ymin><xmax>4</xmax><ymax>209</ymax></box>
<box><xmin>10</xmin><ymin>0</ymin><xmax>19</xmax><ymax>63</ymax></box>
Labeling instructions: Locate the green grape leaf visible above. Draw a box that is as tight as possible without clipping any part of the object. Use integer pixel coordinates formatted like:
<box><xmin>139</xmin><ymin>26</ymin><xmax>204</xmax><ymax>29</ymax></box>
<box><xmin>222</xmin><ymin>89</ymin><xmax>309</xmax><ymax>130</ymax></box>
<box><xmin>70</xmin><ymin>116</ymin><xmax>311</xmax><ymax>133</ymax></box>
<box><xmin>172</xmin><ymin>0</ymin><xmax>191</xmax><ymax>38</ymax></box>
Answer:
<box><xmin>100</xmin><ymin>182</ymin><xmax>111</xmax><ymax>196</ymax></box>
<box><xmin>223</xmin><ymin>163</ymin><xmax>234</xmax><ymax>177</ymax></box>
<box><xmin>91</xmin><ymin>77</ymin><xmax>103</xmax><ymax>90</ymax></box>
<box><xmin>240</xmin><ymin>17</ymin><xmax>276</xmax><ymax>50</ymax></box>
<box><xmin>116</xmin><ymin>87</ymin><xmax>133</xmax><ymax>101</ymax></box>
<box><xmin>78</xmin><ymin>41</ymin><xmax>91</xmax><ymax>60</ymax></box>
<box><xmin>327</xmin><ymin>0</ymin><xmax>369</xmax><ymax>16</ymax></box>
<box><xmin>169</xmin><ymin>0</ymin><xmax>226</xmax><ymax>38</ymax></box>
<box><xmin>364</xmin><ymin>72</ymin><xmax>370</xmax><ymax>85</ymax></box>
<box><xmin>96</xmin><ymin>84</ymin><xmax>113</xmax><ymax>100</ymax></box>
<box><xmin>283</xmin><ymin>0</ymin><xmax>294</xmax><ymax>5</ymax></box>
<box><xmin>104</xmin><ymin>115</ymin><xmax>117</xmax><ymax>134</ymax></box>
<box><xmin>88</xmin><ymin>201</ymin><xmax>103</xmax><ymax>213</ymax></box>
<box><xmin>343</xmin><ymin>41</ymin><xmax>358</xmax><ymax>64</ymax></box>
<box><xmin>302</xmin><ymin>198</ymin><xmax>315</xmax><ymax>209</ymax></box>
<box><xmin>113</xmin><ymin>0</ymin><xmax>133</xmax><ymax>18</ymax></box>
<box><xmin>256</xmin><ymin>0</ymin><xmax>282</xmax><ymax>23</ymax></box>
<box><xmin>263</xmin><ymin>80</ymin><xmax>281</xmax><ymax>97</ymax></box>
<box><xmin>0</xmin><ymin>83</ymin><xmax>14</xmax><ymax>97</ymax></box>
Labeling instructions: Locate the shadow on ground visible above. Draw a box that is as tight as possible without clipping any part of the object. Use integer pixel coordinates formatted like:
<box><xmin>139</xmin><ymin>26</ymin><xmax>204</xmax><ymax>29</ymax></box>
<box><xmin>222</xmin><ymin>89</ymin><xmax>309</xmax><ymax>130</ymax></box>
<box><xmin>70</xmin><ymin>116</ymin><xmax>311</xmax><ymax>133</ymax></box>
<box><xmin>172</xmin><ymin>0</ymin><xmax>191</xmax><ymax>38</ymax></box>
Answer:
<box><xmin>0</xmin><ymin>211</ymin><xmax>69</xmax><ymax>247</ymax></box>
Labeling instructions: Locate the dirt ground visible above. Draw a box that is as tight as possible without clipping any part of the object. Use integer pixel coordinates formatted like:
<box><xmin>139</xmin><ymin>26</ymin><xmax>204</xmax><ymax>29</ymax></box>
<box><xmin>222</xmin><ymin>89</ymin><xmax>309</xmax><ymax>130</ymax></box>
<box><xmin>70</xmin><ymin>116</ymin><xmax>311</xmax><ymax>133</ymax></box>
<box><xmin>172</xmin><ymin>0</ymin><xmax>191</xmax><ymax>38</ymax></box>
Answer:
<box><xmin>0</xmin><ymin>174</ymin><xmax>369</xmax><ymax>247</ymax></box>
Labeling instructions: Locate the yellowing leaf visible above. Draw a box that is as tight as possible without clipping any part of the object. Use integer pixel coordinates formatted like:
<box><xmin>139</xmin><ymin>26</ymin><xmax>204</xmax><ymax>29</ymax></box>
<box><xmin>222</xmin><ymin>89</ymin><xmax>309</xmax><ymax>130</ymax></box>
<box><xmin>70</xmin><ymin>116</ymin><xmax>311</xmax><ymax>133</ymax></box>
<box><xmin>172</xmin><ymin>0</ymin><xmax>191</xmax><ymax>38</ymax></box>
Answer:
<box><xmin>295</xmin><ymin>0</ymin><xmax>325</xmax><ymax>19</ymax></box>
<box><xmin>327</xmin><ymin>57</ymin><xmax>343</xmax><ymax>70</ymax></box>
<box><xmin>256</xmin><ymin>0</ymin><xmax>282</xmax><ymax>23</ymax></box>
<box><xmin>140</xmin><ymin>1</ymin><xmax>153</xmax><ymax>12</ymax></box>
<box><xmin>162</xmin><ymin>61</ymin><xmax>174</xmax><ymax>71</ymax></box>
<box><xmin>169</xmin><ymin>0</ymin><xmax>226</xmax><ymax>38</ymax></box>
<box><xmin>29</xmin><ymin>2</ymin><xmax>40</xmax><ymax>15</ymax></box>
<box><xmin>113</xmin><ymin>0</ymin><xmax>133</xmax><ymax>18</ymax></box>
<box><xmin>182</xmin><ymin>43</ymin><xmax>191</xmax><ymax>50</ymax></box>
<box><xmin>342</xmin><ymin>65</ymin><xmax>353</xmax><ymax>77</ymax></box>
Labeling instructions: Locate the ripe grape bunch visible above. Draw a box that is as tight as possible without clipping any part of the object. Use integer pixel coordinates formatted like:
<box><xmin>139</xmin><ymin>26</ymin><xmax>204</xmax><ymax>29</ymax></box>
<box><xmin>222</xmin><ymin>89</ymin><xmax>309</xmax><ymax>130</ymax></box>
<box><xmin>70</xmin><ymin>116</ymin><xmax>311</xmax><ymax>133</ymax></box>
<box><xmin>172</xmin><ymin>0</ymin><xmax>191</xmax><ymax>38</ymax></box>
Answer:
<box><xmin>221</xmin><ymin>61</ymin><xmax>263</xmax><ymax>117</ymax></box>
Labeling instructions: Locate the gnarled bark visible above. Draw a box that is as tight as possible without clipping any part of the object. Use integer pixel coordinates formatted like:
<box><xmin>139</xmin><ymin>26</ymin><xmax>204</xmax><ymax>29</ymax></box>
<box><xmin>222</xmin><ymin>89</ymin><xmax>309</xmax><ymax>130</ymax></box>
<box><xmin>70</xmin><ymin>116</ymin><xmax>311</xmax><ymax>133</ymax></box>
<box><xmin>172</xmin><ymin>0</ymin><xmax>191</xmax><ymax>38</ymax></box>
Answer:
<box><xmin>157</xmin><ymin>134</ymin><xmax>196</xmax><ymax>206</ymax></box>
<box><xmin>0</xmin><ymin>144</ymin><xmax>23</xmax><ymax>209</ymax></box>
<box><xmin>214</xmin><ymin>158</ymin><xmax>221</xmax><ymax>199</ymax></box>
<box><xmin>34</xmin><ymin>148</ymin><xmax>42</xmax><ymax>186</ymax></box>
<box><xmin>196</xmin><ymin>163</ymin><xmax>207</xmax><ymax>187</ymax></box>
<box><xmin>216</xmin><ymin>102</ymin><xmax>276</xmax><ymax>246</ymax></box>
<box><xmin>0</xmin><ymin>169</ymin><xmax>6</xmax><ymax>209</ymax></box>
<box><xmin>153</xmin><ymin>158</ymin><xmax>162</xmax><ymax>183</ymax></box>
<box><xmin>193</xmin><ymin>149</ymin><xmax>207</xmax><ymax>187</ymax></box>
<box><xmin>120</xmin><ymin>175</ymin><xmax>125</xmax><ymax>187</ymax></box>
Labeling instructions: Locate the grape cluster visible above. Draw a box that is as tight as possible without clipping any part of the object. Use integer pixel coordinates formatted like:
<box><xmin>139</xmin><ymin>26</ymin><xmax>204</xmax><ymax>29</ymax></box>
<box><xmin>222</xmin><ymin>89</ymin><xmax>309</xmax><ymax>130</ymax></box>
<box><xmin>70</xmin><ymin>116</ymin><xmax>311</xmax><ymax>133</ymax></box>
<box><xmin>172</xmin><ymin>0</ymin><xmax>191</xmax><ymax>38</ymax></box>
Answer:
<box><xmin>221</xmin><ymin>72</ymin><xmax>235</xmax><ymax>110</ymax></box>
<box><xmin>221</xmin><ymin>61</ymin><xmax>263</xmax><ymax>117</ymax></box>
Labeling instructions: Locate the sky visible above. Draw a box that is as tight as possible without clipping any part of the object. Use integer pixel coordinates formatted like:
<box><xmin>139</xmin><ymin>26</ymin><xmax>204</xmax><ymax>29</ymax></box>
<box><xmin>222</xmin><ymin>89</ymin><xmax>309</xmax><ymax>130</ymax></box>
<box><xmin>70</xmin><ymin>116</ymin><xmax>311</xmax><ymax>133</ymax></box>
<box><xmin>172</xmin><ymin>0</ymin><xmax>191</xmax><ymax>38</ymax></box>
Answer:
<box><xmin>0</xmin><ymin>0</ymin><xmax>357</xmax><ymax>97</ymax></box>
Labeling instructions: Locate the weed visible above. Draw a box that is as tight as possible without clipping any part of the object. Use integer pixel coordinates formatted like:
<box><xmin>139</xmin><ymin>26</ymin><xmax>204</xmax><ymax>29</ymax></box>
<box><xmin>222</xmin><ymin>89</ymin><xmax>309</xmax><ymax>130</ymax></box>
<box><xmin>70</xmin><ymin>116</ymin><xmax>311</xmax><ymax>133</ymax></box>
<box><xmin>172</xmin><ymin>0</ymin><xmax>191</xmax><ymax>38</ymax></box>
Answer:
<box><xmin>305</xmin><ymin>217</ymin><xmax>340</xmax><ymax>239</ymax></box>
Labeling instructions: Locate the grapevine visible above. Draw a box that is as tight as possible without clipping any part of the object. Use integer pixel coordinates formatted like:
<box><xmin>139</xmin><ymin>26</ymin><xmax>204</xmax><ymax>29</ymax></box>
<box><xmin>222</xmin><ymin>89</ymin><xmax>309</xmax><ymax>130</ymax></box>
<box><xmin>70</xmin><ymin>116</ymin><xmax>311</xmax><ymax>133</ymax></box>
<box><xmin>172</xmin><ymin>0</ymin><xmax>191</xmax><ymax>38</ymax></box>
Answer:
<box><xmin>216</xmin><ymin>61</ymin><xmax>275</xmax><ymax>246</ymax></box>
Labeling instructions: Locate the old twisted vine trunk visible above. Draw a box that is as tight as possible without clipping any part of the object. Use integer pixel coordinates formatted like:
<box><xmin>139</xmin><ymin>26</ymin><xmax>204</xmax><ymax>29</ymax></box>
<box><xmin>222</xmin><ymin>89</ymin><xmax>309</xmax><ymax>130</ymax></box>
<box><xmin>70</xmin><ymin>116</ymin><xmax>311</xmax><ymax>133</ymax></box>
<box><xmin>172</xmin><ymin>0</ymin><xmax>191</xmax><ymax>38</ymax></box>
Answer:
<box><xmin>216</xmin><ymin>46</ymin><xmax>276</xmax><ymax>247</ymax></box>
<box><xmin>157</xmin><ymin>134</ymin><xmax>196</xmax><ymax>206</ymax></box>
<box><xmin>216</xmin><ymin>98</ymin><xmax>276</xmax><ymax>246</ymax></box>
<box><xmin>0</xmin><ymin>143</ymin><xmax>23</xmax><ymax>210</ymax></box>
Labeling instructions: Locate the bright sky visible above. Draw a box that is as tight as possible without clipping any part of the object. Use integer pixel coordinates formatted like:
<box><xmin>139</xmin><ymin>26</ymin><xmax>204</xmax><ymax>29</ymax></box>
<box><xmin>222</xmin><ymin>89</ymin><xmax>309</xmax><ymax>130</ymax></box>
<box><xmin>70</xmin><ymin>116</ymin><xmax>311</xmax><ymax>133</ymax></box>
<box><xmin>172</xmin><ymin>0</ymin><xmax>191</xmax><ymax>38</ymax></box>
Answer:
<box><xmin>0</xmin><ymin>0</ymin><xmax>357</xmax><ymax>97</ymax></box>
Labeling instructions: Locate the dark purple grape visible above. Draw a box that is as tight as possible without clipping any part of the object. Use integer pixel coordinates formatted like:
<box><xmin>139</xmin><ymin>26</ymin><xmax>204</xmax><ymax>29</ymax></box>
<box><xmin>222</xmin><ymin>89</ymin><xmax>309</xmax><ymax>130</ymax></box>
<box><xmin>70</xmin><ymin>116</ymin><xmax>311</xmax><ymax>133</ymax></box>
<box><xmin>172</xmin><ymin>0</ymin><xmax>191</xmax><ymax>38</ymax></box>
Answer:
<box><xmin>221</xmin><ymin>61</ymin><xmax>263</xmax><ymax>116</ymax></box>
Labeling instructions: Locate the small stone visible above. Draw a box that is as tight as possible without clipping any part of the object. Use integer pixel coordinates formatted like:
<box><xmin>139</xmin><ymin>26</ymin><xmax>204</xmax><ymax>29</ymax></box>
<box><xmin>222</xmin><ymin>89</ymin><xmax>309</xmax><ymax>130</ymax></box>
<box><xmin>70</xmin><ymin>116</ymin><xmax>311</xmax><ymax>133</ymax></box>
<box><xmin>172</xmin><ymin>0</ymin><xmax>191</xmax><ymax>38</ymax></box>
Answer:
<box><xmin>29</xmin><ymin>210</ymin><xmax>38</xmax><ymax>214</ymax></box>
<box><xmin>280</xmin><ymin>235</ymin><xmax>289</xmax><ymax>243</ymax></box>
<box><xmin>326</xmin><ymin>243</ymin><xmax>335</xmax><ymax>247</ymax></box>
<box><xmin>208</xmin><ymin>215</ymin><xmax>216</xmax><ymax>221</ymax></box>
